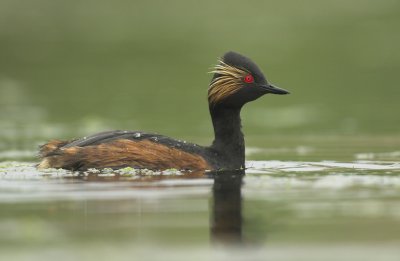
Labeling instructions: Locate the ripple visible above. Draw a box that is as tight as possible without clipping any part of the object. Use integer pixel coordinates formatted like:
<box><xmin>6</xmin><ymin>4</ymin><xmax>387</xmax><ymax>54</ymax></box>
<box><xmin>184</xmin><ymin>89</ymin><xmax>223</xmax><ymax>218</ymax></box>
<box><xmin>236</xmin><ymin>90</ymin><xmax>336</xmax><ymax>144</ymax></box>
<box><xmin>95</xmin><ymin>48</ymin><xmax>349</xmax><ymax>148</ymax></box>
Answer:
<box><xmin>0</xmin><ymin>160</ymin><xmax>399</xmax><ymax>203</ymax></box>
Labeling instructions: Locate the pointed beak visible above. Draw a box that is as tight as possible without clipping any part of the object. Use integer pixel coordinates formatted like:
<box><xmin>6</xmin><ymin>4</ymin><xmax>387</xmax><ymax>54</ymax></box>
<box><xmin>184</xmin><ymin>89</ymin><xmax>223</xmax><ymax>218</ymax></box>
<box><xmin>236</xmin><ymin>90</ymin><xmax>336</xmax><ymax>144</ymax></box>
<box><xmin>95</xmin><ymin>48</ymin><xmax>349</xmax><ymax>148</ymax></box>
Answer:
<box><xmin>259</xmin><ymin>84</ymin><xmax>290</xmax><ymax>95</ymax></box>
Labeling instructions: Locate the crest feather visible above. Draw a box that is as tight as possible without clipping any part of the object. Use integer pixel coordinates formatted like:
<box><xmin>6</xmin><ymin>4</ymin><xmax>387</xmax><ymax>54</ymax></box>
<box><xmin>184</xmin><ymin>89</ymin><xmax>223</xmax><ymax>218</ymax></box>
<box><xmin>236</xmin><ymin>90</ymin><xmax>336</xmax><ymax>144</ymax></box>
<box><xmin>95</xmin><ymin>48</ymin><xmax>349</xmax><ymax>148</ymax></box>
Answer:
<box><xmin>208</xmin><ymin>60</ymin><xmax>248</xmax><ymax>105</ymax></box>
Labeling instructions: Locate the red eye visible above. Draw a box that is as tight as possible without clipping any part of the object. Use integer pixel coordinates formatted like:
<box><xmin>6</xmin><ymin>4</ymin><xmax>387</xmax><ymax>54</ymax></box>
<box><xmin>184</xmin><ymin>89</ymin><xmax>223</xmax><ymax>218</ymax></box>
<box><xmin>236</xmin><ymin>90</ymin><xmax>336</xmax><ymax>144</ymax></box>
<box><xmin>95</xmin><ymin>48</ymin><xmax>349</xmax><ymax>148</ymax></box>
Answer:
<box><xmin>244</xmin><ymin>74</ymin><xmax>254</xmax><ymax>83</ymax></box>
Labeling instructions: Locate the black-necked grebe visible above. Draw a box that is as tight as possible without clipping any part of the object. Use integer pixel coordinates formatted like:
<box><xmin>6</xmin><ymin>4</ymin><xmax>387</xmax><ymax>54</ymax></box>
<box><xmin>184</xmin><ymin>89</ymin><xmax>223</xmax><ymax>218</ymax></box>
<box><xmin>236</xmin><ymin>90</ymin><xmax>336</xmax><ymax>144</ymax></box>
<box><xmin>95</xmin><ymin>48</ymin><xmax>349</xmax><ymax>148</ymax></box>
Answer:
<box><xmin>38</xmin><ymin>51</ymin><xmax>289</xmax><ymax>171</ymax></box>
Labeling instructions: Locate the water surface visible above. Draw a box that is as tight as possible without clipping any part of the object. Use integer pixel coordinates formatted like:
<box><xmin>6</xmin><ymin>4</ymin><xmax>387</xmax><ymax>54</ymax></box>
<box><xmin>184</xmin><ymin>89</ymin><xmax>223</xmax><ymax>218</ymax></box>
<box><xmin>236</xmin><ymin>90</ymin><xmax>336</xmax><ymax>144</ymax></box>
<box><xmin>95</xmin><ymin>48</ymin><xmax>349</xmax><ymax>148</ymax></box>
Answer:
<box><xmin>1</xmin><ymin>152</ymin><xmax>400</xmax><ymax>261</ymax></box>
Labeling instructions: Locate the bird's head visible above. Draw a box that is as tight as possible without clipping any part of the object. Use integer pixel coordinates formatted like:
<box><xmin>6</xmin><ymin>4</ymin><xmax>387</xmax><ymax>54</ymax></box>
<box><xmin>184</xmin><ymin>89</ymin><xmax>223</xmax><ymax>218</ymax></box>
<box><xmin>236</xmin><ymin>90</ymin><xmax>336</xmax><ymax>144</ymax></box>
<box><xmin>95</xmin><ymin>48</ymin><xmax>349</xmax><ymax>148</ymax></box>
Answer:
<box><xmin>208</xmin><ymin>51</ymin><xmax>289</xmax><ymax>108</ymax></box>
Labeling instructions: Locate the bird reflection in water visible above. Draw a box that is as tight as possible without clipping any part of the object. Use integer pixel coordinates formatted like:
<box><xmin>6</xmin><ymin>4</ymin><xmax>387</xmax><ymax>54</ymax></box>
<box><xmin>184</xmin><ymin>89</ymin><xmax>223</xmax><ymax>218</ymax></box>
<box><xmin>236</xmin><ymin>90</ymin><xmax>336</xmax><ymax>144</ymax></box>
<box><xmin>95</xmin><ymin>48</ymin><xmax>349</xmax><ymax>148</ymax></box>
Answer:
<box><xmin>209</xmin><ymin>169</ymin><xmax>244</xmax><ymax>244</ymax></box>
<box><xmin>62</xmin><ymin>168</ymin><xmax>245</xmax><ymax>244</ymax></box>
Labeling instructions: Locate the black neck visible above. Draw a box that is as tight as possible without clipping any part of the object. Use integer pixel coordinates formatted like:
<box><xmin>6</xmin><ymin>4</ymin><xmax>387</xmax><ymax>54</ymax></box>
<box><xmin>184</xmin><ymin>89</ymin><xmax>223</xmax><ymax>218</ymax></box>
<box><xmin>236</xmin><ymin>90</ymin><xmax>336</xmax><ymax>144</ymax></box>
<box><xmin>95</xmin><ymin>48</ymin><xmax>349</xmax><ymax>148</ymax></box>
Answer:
<box><xmin>209</xmin><ymin>106</ymin><xmax>245</xmax><ymax>169</ymax></box>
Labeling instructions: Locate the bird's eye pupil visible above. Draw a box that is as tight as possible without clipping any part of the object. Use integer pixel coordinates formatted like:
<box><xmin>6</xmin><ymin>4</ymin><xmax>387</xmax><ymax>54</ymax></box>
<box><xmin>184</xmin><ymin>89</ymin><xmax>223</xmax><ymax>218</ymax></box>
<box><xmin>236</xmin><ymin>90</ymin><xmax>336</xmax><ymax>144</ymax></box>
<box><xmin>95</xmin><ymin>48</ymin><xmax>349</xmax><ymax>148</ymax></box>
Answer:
<box><xmin>244</xmin><ymin>74</ymin><xmax>254</xmax><ymax>83</ymax></box>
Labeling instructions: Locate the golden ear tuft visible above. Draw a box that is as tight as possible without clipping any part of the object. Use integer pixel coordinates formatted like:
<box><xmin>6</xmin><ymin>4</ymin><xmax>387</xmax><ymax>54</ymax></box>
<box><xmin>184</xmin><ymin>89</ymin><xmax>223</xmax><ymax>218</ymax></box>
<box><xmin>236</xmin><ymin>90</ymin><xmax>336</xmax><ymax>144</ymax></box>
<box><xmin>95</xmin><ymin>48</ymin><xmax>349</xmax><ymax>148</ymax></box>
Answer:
<box><xmin>208</xmin><ymin>60</ymin><xmax>248</xmax><ymax>105</ymax></box>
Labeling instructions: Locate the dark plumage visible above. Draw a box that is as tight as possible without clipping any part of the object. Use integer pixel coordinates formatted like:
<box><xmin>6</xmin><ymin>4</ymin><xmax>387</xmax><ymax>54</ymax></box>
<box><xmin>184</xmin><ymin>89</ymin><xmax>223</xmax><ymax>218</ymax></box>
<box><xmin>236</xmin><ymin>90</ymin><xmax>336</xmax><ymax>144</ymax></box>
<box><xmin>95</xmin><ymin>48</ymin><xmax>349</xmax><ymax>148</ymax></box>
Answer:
<box><xmin>38</xmin><ymin>51</ymin><xmax>289</xmax><ymax>171</ymax></box>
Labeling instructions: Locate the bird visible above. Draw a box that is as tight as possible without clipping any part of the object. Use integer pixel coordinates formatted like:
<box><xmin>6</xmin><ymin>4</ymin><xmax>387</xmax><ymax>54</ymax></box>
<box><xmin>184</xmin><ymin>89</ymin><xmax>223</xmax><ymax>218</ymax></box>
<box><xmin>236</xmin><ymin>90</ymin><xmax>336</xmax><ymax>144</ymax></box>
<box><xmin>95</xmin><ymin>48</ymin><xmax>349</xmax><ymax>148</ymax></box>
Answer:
<box><xmin>37</xmin><ymin>51</ymin><xmax>289</xmax><ymax>171</ymax></box>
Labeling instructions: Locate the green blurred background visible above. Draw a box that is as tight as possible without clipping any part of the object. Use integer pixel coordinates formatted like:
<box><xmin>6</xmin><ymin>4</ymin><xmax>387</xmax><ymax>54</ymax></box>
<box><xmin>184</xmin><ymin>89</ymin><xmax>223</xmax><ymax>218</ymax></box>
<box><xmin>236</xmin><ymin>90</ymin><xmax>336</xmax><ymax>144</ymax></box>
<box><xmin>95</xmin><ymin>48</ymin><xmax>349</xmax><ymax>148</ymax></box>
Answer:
<box><xmin>0</xmin><ymin>0</ymin><xmax>399</xmax><ymax>151</ymax></box>
<box><xmin>1</xmin><ymin>2</ymin><xmax>400</xmax><ymax>258</ymax></box>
